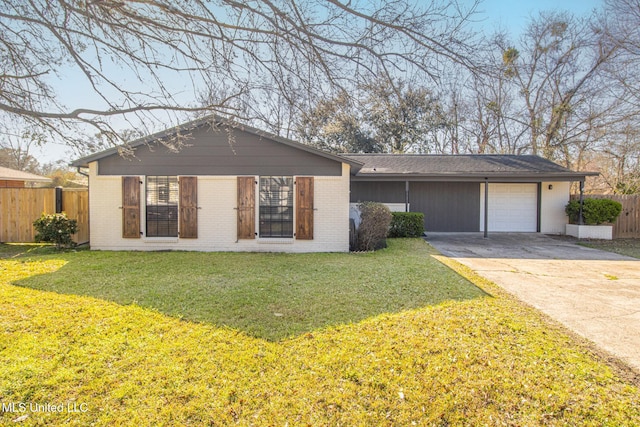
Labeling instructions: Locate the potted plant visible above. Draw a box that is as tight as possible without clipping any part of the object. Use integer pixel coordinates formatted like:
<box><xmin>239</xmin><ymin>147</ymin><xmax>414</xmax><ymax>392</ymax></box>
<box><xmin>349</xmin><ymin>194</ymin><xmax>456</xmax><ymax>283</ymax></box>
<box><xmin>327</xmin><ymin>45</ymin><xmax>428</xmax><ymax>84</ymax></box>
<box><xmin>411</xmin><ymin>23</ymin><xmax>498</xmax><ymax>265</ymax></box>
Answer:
<box><xmin>565</xmin><ymin>198</ymin><xmax>622</xmax><ymax>240</ymax></box>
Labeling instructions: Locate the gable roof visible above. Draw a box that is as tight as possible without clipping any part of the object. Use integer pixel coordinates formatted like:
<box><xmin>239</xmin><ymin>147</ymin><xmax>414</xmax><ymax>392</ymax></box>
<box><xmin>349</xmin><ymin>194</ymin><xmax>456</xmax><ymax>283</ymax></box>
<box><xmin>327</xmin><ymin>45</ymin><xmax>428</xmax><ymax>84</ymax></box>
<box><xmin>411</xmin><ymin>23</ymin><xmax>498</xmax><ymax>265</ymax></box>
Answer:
<box><xmin>342</xmin><ymin>154</ymin><xmax>597</xmax><ymax>182</ymax></box>
<box><xmin>71</xmin><ymin>115</ymin><xmax>363</xmax><ymax>171</ymax></box>
<box><xmin>0</xmin><ymin>166</ymin><xmax>51</xmax><ymax>182</ymax></box>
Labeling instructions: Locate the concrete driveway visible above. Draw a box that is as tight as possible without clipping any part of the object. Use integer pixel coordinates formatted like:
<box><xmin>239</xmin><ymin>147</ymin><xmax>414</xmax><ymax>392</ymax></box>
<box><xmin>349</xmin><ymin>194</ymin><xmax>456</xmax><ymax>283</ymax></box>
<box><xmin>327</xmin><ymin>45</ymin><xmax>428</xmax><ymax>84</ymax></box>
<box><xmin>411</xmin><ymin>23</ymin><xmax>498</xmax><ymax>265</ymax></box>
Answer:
<box><xmin>426</xmin><ymin>233</ymin><xmax>640</xmax><ymax>373</ymax></box>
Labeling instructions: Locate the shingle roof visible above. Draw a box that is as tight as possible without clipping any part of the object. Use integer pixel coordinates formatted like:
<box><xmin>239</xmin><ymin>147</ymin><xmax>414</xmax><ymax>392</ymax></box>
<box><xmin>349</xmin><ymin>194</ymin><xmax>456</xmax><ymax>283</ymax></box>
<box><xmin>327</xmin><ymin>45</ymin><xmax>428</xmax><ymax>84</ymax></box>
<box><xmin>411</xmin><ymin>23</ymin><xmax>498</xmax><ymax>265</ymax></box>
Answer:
<box><xmin>0</xmin><ymin>166</ymin><xmax>51</xmax><ymax>182</ymax></box>
<box><xmin>341</xmin><ymin>154</ymin><xmax>597</xmax><ymax>181</ymax></box>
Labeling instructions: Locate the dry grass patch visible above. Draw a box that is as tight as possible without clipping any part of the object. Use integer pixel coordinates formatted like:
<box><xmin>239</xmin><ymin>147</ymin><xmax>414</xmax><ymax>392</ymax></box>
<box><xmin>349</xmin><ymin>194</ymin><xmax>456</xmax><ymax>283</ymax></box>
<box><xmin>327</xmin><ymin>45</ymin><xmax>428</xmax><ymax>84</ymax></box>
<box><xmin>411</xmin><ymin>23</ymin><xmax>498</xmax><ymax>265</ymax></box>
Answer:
<box><xmin>1</xmin><ymin>240</ymin><xmax>639</xmax><ymax>425</ymax></box>
<box><xmin>579</xmin><ymin>238</ymin><xmax>640</xmax><ymax>259</ymax></box>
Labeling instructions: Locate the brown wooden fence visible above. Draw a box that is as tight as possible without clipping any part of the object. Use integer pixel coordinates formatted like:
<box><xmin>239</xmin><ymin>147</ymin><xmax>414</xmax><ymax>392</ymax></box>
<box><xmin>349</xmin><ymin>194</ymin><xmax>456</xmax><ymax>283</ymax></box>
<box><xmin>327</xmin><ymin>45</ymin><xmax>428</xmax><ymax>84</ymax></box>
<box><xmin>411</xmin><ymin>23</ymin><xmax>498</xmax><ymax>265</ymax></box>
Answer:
<box><xmin>571</xmin><ymin>194</ymin><xmax>640</xmax><ymax>238</ymax></box>
<box><xmin>0</xmin><ymin>188</ymin><xmax>89</xmax><ymax>244</ymax></box>
<box><xmin>60</xmin><ymin>189</ymin><xmax>89</xmax><ymax>244</ymax></box>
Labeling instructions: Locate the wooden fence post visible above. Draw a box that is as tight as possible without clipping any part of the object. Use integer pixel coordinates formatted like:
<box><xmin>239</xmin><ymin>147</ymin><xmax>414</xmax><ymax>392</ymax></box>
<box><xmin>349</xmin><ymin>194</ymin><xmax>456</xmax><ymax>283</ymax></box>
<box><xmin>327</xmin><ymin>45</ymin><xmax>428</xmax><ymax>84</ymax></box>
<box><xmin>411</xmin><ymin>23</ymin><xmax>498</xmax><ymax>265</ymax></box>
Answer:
<box><xmin>55</xmin><ymin>187</ymin><xmax>63</xmax><ymax>213</ymax></box>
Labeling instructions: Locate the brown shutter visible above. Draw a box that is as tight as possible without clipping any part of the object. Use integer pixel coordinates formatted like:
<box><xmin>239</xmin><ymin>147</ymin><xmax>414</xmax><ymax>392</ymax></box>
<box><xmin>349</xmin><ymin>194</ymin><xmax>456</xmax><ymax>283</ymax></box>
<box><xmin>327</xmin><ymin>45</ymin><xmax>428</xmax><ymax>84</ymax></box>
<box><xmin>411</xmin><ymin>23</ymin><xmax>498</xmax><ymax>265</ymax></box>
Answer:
<box><xmin>122</xmin><ymin>176</ymin><xmax>141</xmax><ymax>238</ymax></box>
<box><xmin>237</xmin><ymin>176</ymin><xmax>255</xmax><ymax>239</ymax></box>
<box><xmin>296</xmin><ymin>177</ymin><xmax>314</xmax><ymax>240</ymax></box>
<box><xmin>179</xmin><ymin>176</ymin><xmax>198</xmax><ymax>238</ymax></box>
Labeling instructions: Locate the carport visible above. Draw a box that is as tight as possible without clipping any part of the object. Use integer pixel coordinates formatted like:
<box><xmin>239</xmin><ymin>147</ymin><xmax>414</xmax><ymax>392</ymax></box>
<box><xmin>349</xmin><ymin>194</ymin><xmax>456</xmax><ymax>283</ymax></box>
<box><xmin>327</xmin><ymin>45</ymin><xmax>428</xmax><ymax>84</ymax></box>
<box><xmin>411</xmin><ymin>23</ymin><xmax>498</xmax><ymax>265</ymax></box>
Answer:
<box><xmin>344</xmin><ymin>154</ymin><xmax>597</xmax><ymax>235</ymax></box>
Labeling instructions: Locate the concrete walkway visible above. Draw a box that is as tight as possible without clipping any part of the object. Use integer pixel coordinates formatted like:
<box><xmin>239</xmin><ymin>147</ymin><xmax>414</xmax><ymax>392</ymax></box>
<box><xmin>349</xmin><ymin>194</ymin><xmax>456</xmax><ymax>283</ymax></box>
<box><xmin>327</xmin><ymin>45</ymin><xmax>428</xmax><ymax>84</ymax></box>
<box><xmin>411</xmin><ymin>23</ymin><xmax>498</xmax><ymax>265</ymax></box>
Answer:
<box><xmin>426</xmin><ymin>233</ymin><xmax>640</xmax><ymax>373</ymax></box>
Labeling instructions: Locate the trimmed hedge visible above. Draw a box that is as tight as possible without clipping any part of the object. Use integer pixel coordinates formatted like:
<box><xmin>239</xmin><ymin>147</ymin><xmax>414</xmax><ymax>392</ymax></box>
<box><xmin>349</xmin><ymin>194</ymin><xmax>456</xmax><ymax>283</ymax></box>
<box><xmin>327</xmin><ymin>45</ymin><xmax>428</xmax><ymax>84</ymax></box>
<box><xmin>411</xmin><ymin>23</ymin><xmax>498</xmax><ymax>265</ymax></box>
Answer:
<box><xmin>389</xmin><ymin>212</ymin><xmax>425</xmax><ymax>237</ymax></box>
<box><xmin>565</xmin><ymin>198</ymin><xmax>622</xmax><ymax>225</ymax></box>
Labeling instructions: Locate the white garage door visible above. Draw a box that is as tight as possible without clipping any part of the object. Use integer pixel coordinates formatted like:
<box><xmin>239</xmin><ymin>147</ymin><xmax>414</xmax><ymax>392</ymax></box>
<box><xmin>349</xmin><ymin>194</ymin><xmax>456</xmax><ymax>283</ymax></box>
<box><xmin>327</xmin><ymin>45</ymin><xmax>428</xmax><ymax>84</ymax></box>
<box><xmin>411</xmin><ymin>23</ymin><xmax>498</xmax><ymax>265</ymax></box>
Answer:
<box><xmin>484</xmin><ymin>183</ymin><xmax>537</xmax><ymax>232</ymax></box>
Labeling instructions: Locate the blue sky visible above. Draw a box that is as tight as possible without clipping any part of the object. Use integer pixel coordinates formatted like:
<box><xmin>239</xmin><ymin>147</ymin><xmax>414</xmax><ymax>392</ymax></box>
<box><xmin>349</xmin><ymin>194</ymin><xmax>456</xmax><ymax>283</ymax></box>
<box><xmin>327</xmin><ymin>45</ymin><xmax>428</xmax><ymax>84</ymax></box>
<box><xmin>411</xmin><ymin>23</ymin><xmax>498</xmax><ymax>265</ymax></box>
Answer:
<box><xmin>477</xmin><ymin>0</ymin><xmax>602</xmax><ymax>36</ymax></box>
<box><xmin>36</xmin><ymin>0</ymin><xmax>604</xmax><ymax>164</ymax></box>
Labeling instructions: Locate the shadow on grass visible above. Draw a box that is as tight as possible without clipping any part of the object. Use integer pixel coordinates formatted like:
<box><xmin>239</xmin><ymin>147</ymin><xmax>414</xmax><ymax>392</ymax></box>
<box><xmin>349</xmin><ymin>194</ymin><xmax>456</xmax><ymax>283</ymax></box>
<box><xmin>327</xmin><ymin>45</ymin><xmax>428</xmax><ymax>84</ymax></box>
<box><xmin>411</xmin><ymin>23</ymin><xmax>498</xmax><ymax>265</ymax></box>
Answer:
<box><xmin>9</xmin><ymin>239</ymin><xmax>487</xmax><ymax>341</ymax></box>
<box><xmin>0</xmin><ymin>243</ymin><xmax>61</xmax><ymax>258</ymax></box>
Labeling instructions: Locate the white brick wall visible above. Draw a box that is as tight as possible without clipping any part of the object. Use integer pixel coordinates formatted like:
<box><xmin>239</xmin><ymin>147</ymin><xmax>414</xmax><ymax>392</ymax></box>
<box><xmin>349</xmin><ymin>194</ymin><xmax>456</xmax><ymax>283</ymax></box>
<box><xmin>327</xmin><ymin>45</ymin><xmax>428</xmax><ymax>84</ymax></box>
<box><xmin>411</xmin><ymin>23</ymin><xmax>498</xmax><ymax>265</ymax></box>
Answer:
<box><xmin>540</xmin><ymin>181</ymin><xmax>570</xmax><ymax>234</ymax></box>
<box><xmin>87</xmin><ymin>162</ymin><xmax>351</xmax><ymax>252</ymax></box>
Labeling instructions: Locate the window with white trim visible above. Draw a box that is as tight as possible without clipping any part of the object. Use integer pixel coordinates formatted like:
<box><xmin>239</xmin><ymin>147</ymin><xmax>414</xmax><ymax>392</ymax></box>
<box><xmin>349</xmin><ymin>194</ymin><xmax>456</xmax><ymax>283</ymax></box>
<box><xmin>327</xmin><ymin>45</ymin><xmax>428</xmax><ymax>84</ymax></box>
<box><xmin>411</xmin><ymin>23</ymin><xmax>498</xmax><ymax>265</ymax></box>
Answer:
<box><xmin>146</xmin><ymin>176</ymin><xmax>178</xmax><ymax>237</ymax></box>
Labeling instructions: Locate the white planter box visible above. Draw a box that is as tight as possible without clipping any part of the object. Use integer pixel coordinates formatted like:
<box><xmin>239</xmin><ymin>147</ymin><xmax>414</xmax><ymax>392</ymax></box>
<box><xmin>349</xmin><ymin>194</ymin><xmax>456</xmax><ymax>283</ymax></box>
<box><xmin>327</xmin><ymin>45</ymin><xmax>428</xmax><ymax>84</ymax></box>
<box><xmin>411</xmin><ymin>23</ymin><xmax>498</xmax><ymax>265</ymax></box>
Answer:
<box><xmin>565</xmin><ymin>224</ymin><xmax>613</xmax><ymax>240</ymax></box>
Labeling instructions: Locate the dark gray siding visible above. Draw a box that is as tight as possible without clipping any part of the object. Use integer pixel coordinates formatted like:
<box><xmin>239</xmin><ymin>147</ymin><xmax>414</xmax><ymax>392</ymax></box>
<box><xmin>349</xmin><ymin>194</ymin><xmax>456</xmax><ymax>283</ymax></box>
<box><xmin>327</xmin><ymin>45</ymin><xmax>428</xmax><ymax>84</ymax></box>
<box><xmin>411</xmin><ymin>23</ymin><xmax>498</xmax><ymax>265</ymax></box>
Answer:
<box><xmin>410</xmin><ymin>182</ymin><xmax>480</xmax><ymax>232</ymax></box>
<box><xmin>350</xmin><ymin>181</ymin><xmax>406</xmax><ymax>203</ymax></box>
<box><xmin>350</xmin><ymin>180</ymin><xmax>480</xmax><ymax>232</ymax></box>
<box><xmin>97</xmin><ymin>126</ymin><xmax>342</xmax><ymax>176</ymax></box>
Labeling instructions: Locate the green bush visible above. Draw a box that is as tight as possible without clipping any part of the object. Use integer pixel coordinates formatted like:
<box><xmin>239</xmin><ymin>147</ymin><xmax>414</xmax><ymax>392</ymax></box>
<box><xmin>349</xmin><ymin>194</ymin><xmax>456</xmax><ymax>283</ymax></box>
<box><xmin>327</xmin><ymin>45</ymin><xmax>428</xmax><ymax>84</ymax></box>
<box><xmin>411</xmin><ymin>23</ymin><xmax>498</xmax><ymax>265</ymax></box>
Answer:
<box><xmin>356</xmin><ymin>202</ymin><xmax>392</xmax><ymax>251</ymax></box>
<box><xmin>389</xmin><ymin>212</ymin><xmax>425</xmax><ymax>237</ymax></box>
<box><xmin>33</xmin><ymin>213</ymin><xmax>78</xmax><ymax>249</ymax></box>
<box><xmin>565</xmin><ymin>200</ymin><xmax>581</xmax><ymax>224</ymax></box>
<box><xmin>565</xmin><ymin>198</ymin><xmax>622</xmax><ymax>225</ymax></box>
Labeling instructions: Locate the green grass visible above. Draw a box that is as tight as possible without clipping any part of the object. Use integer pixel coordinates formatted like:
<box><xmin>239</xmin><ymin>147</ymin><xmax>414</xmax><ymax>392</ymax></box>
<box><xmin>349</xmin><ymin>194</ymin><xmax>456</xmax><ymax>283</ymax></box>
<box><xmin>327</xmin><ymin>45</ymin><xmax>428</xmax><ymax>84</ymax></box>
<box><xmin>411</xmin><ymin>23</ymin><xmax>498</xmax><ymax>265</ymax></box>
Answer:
<box><xmin>579</xmin><ymin>238</ymin><xmax>640</xmax><ymax>259</ymax></box>
<box><xmin>1</xmin><ymin>239</ymin><xmax>639</xmax><ymax>425</ymax></box>
<box><xmin>11</xmin><ymin>239</ymin><xmax>484</xmax><ymax>341</ymax></box>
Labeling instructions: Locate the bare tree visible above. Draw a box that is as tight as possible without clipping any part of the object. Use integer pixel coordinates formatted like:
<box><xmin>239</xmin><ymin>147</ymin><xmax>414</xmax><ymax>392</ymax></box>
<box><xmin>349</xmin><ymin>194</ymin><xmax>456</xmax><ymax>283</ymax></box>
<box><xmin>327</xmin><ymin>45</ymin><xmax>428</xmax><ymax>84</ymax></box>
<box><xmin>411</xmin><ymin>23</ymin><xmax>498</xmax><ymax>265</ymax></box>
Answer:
<box><xmin>561</xmin><ymin>0</ymin><xmax>640</xmax><ymax>192</ymax></box>
<box><xmin>0</xmin><ymin>126</ymin><xmax>44</xmax><ymax>172</ymax></box>
<box><xmin>452</xmin><ymin>9</ymin><xmax>625</xmax><ymax>180</ymax></box>
<box><xmin>583</xmin><ymin>119</ymin><xmax>640</xmax><ymax>194</ymax></box>
<box><xmin>499</xmin><ymin>11</ymin><xmax>619</xmax><ymax>164</ymax></box>
<box><xmin>459</xmin><ymin>43</ymin><xmax>531</xmax><ymax>155</ymax></box>
<box><xmin>0</xmin><ymin>0</ymin><xmax>480</xmax><ymax>153</ymax></box>
<box><xmin>604</xmin><ymin>0</ymin><xmax>640</xmax><ymax>109</ymax></box>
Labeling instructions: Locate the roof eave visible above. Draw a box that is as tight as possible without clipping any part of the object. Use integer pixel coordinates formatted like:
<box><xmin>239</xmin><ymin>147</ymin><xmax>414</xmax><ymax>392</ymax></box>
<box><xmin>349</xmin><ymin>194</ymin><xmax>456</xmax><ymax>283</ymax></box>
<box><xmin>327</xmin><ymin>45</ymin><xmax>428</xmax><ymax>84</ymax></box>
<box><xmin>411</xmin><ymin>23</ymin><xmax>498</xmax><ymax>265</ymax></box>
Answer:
<box><xmin>352</xmin><ymin>171</ymin><xmax>599</xmax><ymax>182</ymax></box>
<box><xmin>0</xmin><ymin>176</ymin><xmax>52</xmax><ymax>182</ymax></box>
<box><xmin>0</xmin><ymin>166</ymin><xmax>52</xmax><ymax>182</ymax></box>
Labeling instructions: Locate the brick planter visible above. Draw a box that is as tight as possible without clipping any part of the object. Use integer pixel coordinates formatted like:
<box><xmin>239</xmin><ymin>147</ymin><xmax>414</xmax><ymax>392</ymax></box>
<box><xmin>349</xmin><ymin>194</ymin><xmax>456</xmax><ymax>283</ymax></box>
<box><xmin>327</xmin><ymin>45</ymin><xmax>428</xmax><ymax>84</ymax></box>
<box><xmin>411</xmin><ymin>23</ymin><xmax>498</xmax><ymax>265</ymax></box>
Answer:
<box><xmin>565</xmin><ymin>224</ymin><xmax>613</xmax><ymax>240</ymax></box>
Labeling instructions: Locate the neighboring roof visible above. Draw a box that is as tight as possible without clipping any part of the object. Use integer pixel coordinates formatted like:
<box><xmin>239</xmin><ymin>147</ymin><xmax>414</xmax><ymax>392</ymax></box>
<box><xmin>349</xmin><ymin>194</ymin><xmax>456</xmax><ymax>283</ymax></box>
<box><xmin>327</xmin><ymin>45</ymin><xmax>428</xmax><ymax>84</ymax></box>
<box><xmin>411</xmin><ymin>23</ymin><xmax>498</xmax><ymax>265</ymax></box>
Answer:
<box><xmin>0</xmin><ymin>166</ymin><xmax>51</xmax><ymax>182</ymax></box>
<box><xmin>71</xmin><ymin>115</ymin><xmax>364</xmax><ymax>171</ymax></box>
<box><xmin>342</xmin><ymin>154</ymin><xmax>598</xmax><ymax>182</ymax></box>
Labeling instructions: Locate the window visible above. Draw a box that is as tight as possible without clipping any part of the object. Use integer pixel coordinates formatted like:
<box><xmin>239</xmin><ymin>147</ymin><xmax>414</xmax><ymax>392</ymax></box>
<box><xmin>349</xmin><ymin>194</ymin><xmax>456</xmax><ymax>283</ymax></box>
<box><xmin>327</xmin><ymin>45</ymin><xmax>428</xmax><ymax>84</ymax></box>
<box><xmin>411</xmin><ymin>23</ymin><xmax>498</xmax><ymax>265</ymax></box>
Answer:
<box><xmin>146</xmin><ymin>176</ymin><xmax>179</xmax><ymax>237</ymax></box>
<box><xmin>259</xmin><ymin>176</ymin><xmax>294</xmax><ymax>238</ymax></box>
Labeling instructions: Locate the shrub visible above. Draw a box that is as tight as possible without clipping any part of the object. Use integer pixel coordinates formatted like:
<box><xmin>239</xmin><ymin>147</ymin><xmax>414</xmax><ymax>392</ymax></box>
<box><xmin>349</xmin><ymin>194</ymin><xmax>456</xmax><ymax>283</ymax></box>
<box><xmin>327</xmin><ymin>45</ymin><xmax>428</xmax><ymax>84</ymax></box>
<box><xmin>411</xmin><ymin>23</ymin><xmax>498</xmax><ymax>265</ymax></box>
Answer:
<box><xmin>33</xmin><ymin>213</ymin><xmax>78</xmax><ymax>249</ymax></box>
<box><xmin>565</xmin><ymin>200</ymin><xmax>581</xmax><ymax>224</ymax></box>
<box><xmin>356</xmin><ymin>202</ymin><xmax>392</xmax><ymax>251</ymax></box>
<box><xmin>565</xmin><ymin>198</ymin><xmax>622</xmax><ymax>225</ymax></box>
<box><xmin>389</xmin><ymin>212</ymin><xmax>425</xmax><ymax>237</ymax></box>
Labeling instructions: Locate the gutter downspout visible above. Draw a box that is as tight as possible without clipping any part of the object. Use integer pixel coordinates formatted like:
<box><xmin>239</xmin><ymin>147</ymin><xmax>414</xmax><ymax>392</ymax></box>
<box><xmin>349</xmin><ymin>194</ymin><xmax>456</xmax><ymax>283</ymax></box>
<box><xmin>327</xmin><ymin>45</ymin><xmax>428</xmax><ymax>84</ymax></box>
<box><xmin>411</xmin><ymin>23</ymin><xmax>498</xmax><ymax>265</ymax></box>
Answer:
<box><xmin>76</xmin><ymin>167</ymin><xmax>89</xmax><ymax>178</ymax></box>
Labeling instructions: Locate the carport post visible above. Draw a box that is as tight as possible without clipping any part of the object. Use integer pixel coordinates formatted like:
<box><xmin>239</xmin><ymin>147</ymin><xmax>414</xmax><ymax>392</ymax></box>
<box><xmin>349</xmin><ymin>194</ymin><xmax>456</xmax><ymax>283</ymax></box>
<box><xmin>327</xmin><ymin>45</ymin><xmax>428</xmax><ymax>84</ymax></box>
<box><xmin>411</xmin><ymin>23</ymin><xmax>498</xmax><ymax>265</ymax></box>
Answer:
<box><xmin>484</xmin><ymin>179</ymin><xmax>489</xmax><ymax>238</ymax></box>
<box><xmin>405</xmin><ymin>181</ymin><xmax>410</xmax><ymax>212</ymax></box>
<box><xmin>578</xmin><ymin>180</ymin><xmax>584</xmax><ymax>225</ymax></box>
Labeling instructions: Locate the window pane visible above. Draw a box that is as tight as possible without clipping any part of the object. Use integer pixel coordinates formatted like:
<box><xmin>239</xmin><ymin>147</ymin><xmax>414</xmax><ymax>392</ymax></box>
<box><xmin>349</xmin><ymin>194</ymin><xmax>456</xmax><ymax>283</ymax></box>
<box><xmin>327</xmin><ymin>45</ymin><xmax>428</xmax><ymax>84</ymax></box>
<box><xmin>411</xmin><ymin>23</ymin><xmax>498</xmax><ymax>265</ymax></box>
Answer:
<box><xmin>146</xmin><ymin>176</ymin><xmax>178</xmax><ymax>237</ymax></box>
<box><xmin>259</xmin><ymin>176</ymin><xmax>293</xmax><ymax>238</ymax></box>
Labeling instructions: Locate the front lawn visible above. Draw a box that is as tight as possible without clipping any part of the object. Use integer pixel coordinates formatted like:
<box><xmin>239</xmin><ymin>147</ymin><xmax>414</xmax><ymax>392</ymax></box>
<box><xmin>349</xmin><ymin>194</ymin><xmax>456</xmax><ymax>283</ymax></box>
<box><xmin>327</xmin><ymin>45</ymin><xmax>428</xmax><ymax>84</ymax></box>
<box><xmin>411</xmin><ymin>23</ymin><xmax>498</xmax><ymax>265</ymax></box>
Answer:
<box><xmin>1</xmin><ymin>239</ymin><xmax>639</xmax><ymax>425</ymax></box>
<box><xmin>10</xmin><ymin>239</ymin><xmax>484</xmax><ymax>341</ymax></box>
